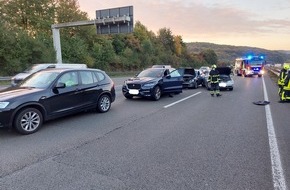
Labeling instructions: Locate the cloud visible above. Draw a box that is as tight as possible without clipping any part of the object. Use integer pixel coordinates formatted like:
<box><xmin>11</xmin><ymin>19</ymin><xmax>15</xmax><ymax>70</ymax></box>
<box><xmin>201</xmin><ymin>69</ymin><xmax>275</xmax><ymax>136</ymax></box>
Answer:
<box><xmin>78</xmin><ymin>0</ymin><xmax>290</xmax><ymax>50</ymax></box>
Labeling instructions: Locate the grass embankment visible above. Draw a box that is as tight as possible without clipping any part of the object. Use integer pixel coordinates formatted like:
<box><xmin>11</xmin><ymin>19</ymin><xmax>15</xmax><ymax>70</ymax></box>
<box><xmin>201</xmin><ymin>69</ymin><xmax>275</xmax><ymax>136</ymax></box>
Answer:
<box><xmin>0</xmin><ymin>80</ymin><xmax>10</xmax><ymax>86</ymax></box>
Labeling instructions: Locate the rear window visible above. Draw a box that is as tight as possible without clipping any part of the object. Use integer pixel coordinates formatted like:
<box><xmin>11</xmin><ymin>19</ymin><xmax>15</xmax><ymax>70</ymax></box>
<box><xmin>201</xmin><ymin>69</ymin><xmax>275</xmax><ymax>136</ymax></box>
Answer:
<box><xmin>94</xmin><ymin>71</ymin><xmax>105</xmax><ymax>81</ymax></box>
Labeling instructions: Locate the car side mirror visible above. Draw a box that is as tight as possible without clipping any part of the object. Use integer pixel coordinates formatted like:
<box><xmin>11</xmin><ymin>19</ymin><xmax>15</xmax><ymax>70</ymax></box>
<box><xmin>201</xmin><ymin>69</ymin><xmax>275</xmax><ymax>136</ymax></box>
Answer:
<box><xmin>166</xmin><ymin>75</ymin><xmax>171</xmax><ymax>79</ymax></box>
<box><xmin>55</xmin><ymin>82</ymin><xmax>66</xmax><ymax>89</ymax></box>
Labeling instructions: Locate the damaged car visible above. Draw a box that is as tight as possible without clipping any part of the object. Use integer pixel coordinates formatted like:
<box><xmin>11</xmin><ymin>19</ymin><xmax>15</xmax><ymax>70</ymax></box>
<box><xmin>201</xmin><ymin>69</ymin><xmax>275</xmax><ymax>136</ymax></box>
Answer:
<box><xmin>205</xmin><ymin>67</ymin><xmax>234</xmax><ymax>91</ymax></box>
<box><xmin>178</xmin><ymin>67</ymin><xmax>199</xmax><ymax>89</ymax></box>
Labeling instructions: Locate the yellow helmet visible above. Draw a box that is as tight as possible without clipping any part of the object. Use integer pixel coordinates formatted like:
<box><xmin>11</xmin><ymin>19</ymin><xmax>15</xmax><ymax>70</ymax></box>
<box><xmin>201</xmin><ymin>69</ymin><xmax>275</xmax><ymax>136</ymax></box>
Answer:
<box><xmin>283</xmin><ymin>63</ymin><xmax>290</xmax><ymax>70</ymax></box>
<box><xmin>212</xmin><ymin>64</ymin><xmax>217</xmax><ymax>69</ymax></box>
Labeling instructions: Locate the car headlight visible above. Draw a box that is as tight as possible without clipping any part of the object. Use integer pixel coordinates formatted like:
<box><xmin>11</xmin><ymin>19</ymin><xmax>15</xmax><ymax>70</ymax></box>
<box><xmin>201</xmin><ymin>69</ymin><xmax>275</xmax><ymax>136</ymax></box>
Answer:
<box><xmin>0</xmin><ymin>102</ymin><xmax>9</xmax><ymax>109</ymax></box>
<box><xmin>190</xmin><ymin>79</ymin><xmax>196</xmax><ymax>82</ymax></box>
<box><xmin>219</xmin><ymin>82</ymin><xmax>227</xmax><ymax>87</ymax></box>
<box><xmin>143</xmin><ymin>82</ymin><xmax>155</xmax><ymax>87</ymax></box>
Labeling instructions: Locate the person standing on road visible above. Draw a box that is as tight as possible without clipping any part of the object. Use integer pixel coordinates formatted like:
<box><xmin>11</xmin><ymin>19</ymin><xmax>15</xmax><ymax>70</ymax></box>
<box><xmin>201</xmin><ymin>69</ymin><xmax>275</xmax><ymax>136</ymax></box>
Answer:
<box><xmin>280</xmin><ymin>68</ymin><xmax>290</xmax><ymax>101</ymax></box>
<box><xmin>208</xmin><ymin>64</ymin><xmax>221</xmax><ymax>97</ymax></box>
<box><xmin>278</xmin><ymin>63</ymin><xmax>289</xmax><ymax>96</ymax></box>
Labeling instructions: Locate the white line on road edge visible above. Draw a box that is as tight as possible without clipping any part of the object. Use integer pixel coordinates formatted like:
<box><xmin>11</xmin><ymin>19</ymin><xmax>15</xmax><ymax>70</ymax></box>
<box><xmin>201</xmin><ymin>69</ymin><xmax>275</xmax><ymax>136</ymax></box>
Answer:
<box><xmin>262</xmin><ymin>77</ymin><xmax>287</xmax><ymax>190</ymax></box>
<box><xmin>164</xmin><ymin>91</ymin><xmax>202</xmax><ymax>108</ymax></box>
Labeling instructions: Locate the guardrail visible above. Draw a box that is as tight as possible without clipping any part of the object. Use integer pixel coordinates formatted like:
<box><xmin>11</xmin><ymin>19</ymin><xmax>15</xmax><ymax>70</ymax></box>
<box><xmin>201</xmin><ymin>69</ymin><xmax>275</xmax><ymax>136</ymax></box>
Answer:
<box><xmin>266</xmin><ymin>66</ymin><xmax>280</xmax><ymax>76</ymax></box>
<box><xmin>0</xmin><ymin>77</ymin><xmax>11</xmax><ymax>81</ymax></box>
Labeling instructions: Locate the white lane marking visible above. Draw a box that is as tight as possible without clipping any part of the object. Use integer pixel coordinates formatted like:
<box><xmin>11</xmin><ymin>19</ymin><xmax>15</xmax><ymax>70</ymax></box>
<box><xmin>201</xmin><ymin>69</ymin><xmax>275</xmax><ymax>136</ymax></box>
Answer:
<box><xmin>262</xmin><ymin>77</ymin><xmax>287</xmax><ymax>190</ymax></box>
<box><xmin>164</xmin><ymin>92</ymin><xmax>202</xmax><ymax>108</ymax></box>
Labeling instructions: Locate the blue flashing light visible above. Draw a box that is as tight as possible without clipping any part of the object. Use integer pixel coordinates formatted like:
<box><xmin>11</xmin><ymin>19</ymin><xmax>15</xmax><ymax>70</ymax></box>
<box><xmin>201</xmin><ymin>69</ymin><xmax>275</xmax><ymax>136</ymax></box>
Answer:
<box><xmin>259</xmin><ymin>55</ymin><xmax>264</xmax><ymax>59</ymax></box>
<box><xmin>247</xmin><ymin>55</ymin><xmax>253</xmax><ymax>60</ymax></box>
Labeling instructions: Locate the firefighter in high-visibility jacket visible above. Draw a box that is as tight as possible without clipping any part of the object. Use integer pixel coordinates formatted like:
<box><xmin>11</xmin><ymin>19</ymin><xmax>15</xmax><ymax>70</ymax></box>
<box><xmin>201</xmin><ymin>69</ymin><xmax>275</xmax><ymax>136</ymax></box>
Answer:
<box><xmin>278</xmin><ymin>63</ymin><xmax>289</xmax><ymax>96</ymax></box>
<box><xmin>208</xmin><ymin>64</ymin><xmax>221</xmax><ymax>97</ymax></box>
<box><xmin>280</xmin><ymin>69</ymin><xmax>290</xmax><ymax>101</ymax></box>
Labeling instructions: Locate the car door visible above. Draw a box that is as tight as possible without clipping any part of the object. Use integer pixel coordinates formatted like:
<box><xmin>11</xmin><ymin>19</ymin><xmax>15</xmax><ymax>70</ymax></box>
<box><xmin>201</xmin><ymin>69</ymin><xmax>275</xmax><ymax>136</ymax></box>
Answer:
<box><xmin>162</xmin><ymin>69</ymin><xmax>183</xmax><ymax>93</ymax></box>
<box><xmin>48</xmin><ymin>71</ymin><xmax>83</xmax><ymax>116</ymax></box>
<box><xmin>78</xmin><ymin>70</ymin><xmax>103</xmax><ymax>107</ymax></box>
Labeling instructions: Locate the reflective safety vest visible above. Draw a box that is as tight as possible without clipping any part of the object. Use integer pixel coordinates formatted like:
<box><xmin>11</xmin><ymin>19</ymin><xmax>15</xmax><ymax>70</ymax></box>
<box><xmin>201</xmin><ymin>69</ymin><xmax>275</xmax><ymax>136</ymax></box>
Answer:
<box><xmin>283</xmin><ymin>71</ymin><xmax>290</xmax><ymax>90</ymax></box>
<box><xmin>278</xmin><ymin>69</ymin><xmax>288</xmax><ymax>86</ymax></box>
<box><xmin>209</xmin><ymin>69</ymin><xmax>220</xmax><ymax>83</ymax></box>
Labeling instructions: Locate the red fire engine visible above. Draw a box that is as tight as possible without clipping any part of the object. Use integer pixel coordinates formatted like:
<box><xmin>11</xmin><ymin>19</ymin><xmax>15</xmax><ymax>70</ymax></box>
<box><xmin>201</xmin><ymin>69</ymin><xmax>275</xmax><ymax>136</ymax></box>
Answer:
<box><xmin>234</xmin><ymin>55</ymin><xmax>266</xmax><ymax>77</ymax></box>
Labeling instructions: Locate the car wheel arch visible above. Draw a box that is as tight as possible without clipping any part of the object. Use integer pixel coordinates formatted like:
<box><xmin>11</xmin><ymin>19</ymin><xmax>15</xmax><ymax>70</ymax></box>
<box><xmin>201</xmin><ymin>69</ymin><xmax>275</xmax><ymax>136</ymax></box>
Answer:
<box><xmin>12</xmin><ymin>103</ymin><xmax>47</xmax><ymax>123</ymax></box>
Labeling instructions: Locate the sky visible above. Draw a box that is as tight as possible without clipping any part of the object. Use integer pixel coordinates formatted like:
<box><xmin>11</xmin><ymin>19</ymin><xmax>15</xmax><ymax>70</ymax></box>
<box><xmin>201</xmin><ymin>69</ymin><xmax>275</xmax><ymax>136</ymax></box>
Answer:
<box><xmin>77</xmin><ymin>0</ymin><xmax>290</xmax><ymax>51</ymax></box>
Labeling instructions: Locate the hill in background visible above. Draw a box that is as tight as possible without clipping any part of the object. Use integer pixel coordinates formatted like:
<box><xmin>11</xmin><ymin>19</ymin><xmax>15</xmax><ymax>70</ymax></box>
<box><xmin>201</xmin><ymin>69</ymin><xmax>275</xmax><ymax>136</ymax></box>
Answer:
<box><xmin>186</xmin><ymin>42</ymin><xmax>290</xmax><ymax>65</ymax></box>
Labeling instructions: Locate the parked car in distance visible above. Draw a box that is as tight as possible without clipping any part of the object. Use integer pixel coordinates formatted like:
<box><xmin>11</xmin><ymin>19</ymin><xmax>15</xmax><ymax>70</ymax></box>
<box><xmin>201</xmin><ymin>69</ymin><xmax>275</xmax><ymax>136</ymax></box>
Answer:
<box><xmin>195</xmin><ymin>70</ymin><xmax>204</xmax><ymax>86</ymax></box>
<box><xmin>11</xmin><ymin>63</ymin><xmax>87</xmax><ymax>86</ymax></box>
<box><xmin>178</xmin><ymin>67</ymin><xmax>199</xmax><ymax>89</ymax></box>
<box><xmin>0</xmin><ymin>68</ymin><xmax>115</xmax><ymax>135</ymax></box>
<box><xmin>205</xmin><ymin>67</ymin><xmax>234</xmax><ymax>91</ymax></box>
<box><xmin>151</xmin><ymin>65</ymin><xmax>171</xmax><ymax>69</ymax></box>
<box><xmin>122</xmin><ymin>67</ymin><xmax>183</xmax><ymax>101</ymax></box>
<box><xmin>199</xmin><ymin>66</ymin><xmax>210</xmax><ymax>74</ymax></box>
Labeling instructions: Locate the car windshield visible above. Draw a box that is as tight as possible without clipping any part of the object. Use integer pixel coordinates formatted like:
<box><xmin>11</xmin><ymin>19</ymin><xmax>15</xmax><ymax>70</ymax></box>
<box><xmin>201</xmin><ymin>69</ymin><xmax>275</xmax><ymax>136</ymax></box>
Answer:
<box><xmin>137</xmin><ymin>69</ymin><xmax>164</xmax><ymax>78</ymax></box>
<box><xmin>248</xmin><ymin>60</ymin><xmax>263</xmax><ymax>65</ymax></box>
<box><xmin>220</xmin><ymin>75</ymin><xmax>230</xmax><ymax>80</ymax></box>
<box><xmin>20</xmin><ymin>71</ymin><xmax>59</xmax><ymax>88</ymax></box>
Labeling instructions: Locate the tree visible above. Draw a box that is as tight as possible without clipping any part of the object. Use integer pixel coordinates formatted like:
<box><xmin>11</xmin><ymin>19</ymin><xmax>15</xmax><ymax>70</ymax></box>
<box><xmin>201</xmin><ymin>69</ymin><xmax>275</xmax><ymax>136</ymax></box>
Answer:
<box><xmin>157</xmin><ymin>28</ymin><xmax>175</xmax><ymax>53</ymax></box>
<box><xmin>1</xmin><ymin>0</ymin><xmax>56</xmax><ymax>36</ymax></box>
<box><xmin>200</xmin><ymin>49</ymin><xmax>218</xmax><ymax>65</ymax></box>
<box><xmin>174</xmin><ymin>35</ymin><xmax>183</xmax><ymax>56</ymax></box>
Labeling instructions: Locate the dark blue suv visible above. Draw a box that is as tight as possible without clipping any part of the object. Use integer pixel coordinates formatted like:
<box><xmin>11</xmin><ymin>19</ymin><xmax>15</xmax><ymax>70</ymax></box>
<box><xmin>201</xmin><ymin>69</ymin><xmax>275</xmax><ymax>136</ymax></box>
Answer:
<box><xmin>122</xmin><ymin>67</ymin><xmax>183</xmax><ymax>101</ymax></box>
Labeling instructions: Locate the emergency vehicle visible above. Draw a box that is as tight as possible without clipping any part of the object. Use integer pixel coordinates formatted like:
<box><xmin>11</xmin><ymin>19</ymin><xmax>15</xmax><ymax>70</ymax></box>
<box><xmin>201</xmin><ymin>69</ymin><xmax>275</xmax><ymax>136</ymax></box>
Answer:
<box><xmin>234</xmin><ymin>55</ymin><xmax>266</xmax><ymax>77</ymax></box>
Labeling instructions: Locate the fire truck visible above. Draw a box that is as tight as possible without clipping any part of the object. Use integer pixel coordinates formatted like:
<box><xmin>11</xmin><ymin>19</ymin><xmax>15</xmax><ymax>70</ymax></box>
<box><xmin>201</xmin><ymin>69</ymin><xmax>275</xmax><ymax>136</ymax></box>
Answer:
<box><xmin>234</xmin><ymin>55</ymin><xmax>266</xmax><ymax>77</ymax></box>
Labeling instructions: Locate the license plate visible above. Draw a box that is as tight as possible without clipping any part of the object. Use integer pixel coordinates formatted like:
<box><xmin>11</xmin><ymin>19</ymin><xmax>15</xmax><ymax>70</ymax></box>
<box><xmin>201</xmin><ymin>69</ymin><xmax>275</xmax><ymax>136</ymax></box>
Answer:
<box><xmin>129</xmin><ymin>89</ymin><xmax>139</xmax><ymax>95</ymax></box>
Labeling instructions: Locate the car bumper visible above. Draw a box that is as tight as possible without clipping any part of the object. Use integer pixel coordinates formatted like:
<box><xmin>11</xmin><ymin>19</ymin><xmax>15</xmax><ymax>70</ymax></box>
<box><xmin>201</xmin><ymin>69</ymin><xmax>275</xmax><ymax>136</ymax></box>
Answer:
<box><xmin>122</xmin><ymin>85</ymin><xmax>154</xmax><ymax>98</ymax></box>
<box><xmin>0</xmin><ymin>109</ymin><xmax>14</xmax><ymax>128</ymax></box>
<box><xmin>219</xmin><ymin>82</ymin><xmax>234</xmax><ymax>89</ymax></box>
<box><xmin>182</xmin><ymin>82</ymin><xmax>195</xmax><ymax>88</ymax></box>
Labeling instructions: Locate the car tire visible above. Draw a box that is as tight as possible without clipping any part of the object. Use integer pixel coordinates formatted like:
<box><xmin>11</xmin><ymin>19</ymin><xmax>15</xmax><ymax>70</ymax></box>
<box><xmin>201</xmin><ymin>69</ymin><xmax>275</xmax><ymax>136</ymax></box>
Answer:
<box><xmin>97</xmin><ymin>94</ymin><xmax>111</xmax><ymax>113</ymax></box>
<box><xmin>152</xmin><ymin>86</ymin><xmax>161</xmax><ymax>101</ymax></box>
<box><xmin>14</xmin><ymin>108</ymin><xmax>43</xmax><ymax>135</ymax></box>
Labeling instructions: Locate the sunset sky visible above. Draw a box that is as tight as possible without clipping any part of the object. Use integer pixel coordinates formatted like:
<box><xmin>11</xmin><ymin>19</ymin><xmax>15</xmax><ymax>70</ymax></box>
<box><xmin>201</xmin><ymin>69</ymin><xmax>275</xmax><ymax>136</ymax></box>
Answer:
<box><xmin>78</xmin><ymin>0</ymin><xmax>290</xmax><ymax>51</ymax></box>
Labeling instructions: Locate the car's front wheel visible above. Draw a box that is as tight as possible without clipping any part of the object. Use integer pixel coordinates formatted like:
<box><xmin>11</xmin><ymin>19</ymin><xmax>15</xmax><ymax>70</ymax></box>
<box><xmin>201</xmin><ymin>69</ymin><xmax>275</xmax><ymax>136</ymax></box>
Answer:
<box><xmin>14</xmin><ymin>108</ymin><xmax>43</xmax><ymax>135</ymax></box>
<box><xmin>193</xmin><ymin>82</ymin><xmax>198</xmax><ymax>89</ymax></box>
<box><xmin>152</xmin><ymin>86</ymin><xmax>161</xmax><ymax>101</ymax></box>
<box><xmin>97</xmin><ymin>94</ymin><xmax>111</xmax><ymax>113</ymax></box>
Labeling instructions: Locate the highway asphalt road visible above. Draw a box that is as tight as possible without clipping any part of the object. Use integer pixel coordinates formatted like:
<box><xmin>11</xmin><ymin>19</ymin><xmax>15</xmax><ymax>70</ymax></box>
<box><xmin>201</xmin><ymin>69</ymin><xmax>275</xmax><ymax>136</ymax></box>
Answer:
<box><xmin>1</xmin><ymin>72</ymin><xmax>290</xmax><ymax>190</ymax></box>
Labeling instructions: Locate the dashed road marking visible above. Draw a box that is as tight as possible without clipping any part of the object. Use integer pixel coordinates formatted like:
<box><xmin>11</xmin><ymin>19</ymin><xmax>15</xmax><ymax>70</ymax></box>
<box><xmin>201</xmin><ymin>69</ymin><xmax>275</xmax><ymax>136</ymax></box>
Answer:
<box><xmin>164</xmin><ymin>91</ymin><xmax>202</xmax><ymax>108</ymax></box>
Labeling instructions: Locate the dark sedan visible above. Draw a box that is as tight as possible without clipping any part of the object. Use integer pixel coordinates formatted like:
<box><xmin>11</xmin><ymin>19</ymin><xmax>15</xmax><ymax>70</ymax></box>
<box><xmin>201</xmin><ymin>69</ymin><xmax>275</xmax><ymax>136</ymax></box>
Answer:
<box><xmin>122</xmin><ymin>67</ymin><xmax>183</xmax><ymax>100</ymax></box>
<box><xmin>0</xmin><ymin>68</ymin><xmax>115</xmax><ymax>135</ymax></box>
<box><xmin>178</xmin><ymin>67</ymin><xmax>202</xmax><ymax>89</ymax></box>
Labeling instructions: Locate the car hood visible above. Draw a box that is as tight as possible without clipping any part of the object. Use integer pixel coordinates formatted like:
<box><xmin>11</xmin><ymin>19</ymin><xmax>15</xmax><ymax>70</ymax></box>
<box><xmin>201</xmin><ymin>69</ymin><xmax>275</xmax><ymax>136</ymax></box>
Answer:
<box><xmin>11</xmin><ymin>72</ymin><xmax>30</xmax><ymax>80</ymax></box>
<box><xmin>177</xmin><ymin>68</ymin><xmax>195</xmax><ymax>76</ymax></box>
<box><xmin>216</xmin><ymin>67</ymin><xmax>231</xmax><ymax>75</ymax></box>
<box><xmin>0</xmin><ymin>87</ymin><xmax>43</xmax><ymax>101</ymax></box>
<box><xmin>220</xmin><ymin>75</ymin><xmax>232</xmax><ymax>82</ymax></box>
<box><xmin>126</xmin><ymin>77</ymin><xmax>158</xmax><ymax>84</ymax></box>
